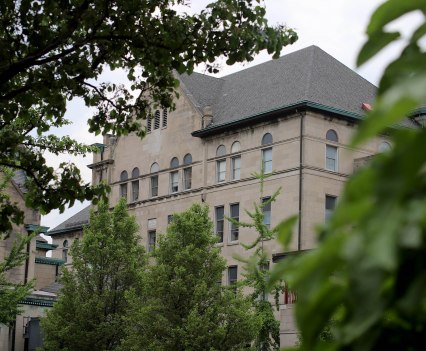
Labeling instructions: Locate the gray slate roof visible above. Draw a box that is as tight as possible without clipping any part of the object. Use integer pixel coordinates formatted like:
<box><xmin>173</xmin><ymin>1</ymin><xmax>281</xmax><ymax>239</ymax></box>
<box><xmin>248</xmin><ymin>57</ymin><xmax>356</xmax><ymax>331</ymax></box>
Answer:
<box><xmin>179</xmin><ymin>45</ymin><xmax>417</xmax><ymax>129</ymax></box>
<box><xmin>48</xmin><ymin>205</ymin><xmax>90</xmax><ymax>234</ymax></box>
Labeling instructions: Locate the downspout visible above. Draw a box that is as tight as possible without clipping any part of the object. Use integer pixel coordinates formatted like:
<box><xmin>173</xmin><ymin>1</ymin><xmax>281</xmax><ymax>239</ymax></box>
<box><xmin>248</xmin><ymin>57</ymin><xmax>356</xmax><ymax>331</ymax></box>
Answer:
<box><xmin>297</xmin><ymin>110</ymin><xmax>305</xmax><ymax>251</ymax></box>
<box><xmin>24</xmin><ymin>231</ymin><xmax>31</xmax><ymax>284</ymax></box>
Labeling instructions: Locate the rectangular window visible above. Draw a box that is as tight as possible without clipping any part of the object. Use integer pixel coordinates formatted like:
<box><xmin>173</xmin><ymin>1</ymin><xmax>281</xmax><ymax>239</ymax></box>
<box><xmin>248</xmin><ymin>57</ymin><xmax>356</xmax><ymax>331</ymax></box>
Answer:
<box><xmin>167</xmin><ymin>215</ymin><xmax>174</xmax><ymax>224</ymax></box>
<box><xmin>326</xmin><ymin>145</ymin><xmax>338</xmax><ymax>171</ymax></box>
<box><xmin>217</xmin><ymin>159</ymin><xmax>226</xmax><ymax>183</ymax></box>
<box><xmin>62</xmin><ymin>249</ymin><xmax>68</xmax><ymax>263</ymax></box>
<box><xmin>132</xmin><ymin>180</ymin><xmax>139</xmax><ymax>201</ymax></box>
<box><xmin>325</xmin><ymin>195</ymin><xmax>337</xmax><ymax>221</ymax></box>
<box><xmin>170</xmin><ymin>171</ymin><xmax>179</xmax><ymax>193</ymax></box>
<box><xmin>120</xmin><ymin>183</ymin><xmax>127</xmax><ymax>200</ymax></box>
<box><xmin>230</xmin><ymin>203</ymin><xmax>239</xmax><ymax>242</ymax></box>
<box><xmin>231</xmin><ymin>156</ymin><xmax>241</xmax><ymax>180</ymax></box>
<box><xmin>183</xmin><ymin>167</ymin><xmax>192</xmax><ymax>190</ymax></box>
<box><xmin>150</xmin><ymin>175</ymin><xmax>158</xmax><ymax>197</ymax></box>
<box><xmin>215</xmin><ymin>206</ymin><xmax>224</xmax><ymax>243</ymax></box>
<box><xmin>148</xmin><ymin>230</ymin><xmax>156</xmax><ymax>252</ymax></box>
<box><xmin>262</xmin><ymin>197</ymin><xmax>271</xmax><ymax>229</ymax></box>
<box><xmin>228</xmin><ymin>265</ymin><xmax>238</xmax><ymax>286</ymax></box>
<box><xmin>262</xmin><ymin>148</ymin><xmax>272</xmax><ymax>174</ymax></box>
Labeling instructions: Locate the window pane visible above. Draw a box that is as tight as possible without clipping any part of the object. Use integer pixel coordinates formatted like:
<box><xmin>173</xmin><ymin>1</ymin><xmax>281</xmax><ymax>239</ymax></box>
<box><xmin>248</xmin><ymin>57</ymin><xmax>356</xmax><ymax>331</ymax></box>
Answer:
<box><xmin>170</xmin><ymin>171</ymin><xmax>179</xmax><ymax>193</ymax></box>
<box><xmin>262</xmin><ymin>148</ymin><xmax>272</xmax><ymax>174</ymax></box>
<box><xmin>230</xmin><ymin>203</ymin><xmax>239</xmax><ymax>241</ymax></box>
<box><xmin>151</xmin><ymin>175</ymin><xmax>158</xmax><ymax>197</ymax></box>
<box><xmin>217</xmin><ymin>160</ymin><xmax>226</xmax><ymax>182</ymax></box>
<box><xmin>326</xmin><ymin>129</ymin><xmax>338</xmax><ymax>142</ymax></box>
<box><xmin>184</xmin><ymin>167</ymin><xmax>192</xmax><ymax>190</ymax></box>
<box><xmin>183</xmin><ymin>153</ymin><xmax>192</xmax><ymax>165</ymax></box>
<box><xmin>120</xmin><ymin>170</ymin><xmax>128</xmax><ymax>181</ymax></box>
<box><xmin>232</xmin><ymin>156</ymin><xmax>241</xmax><ymax>180</ymax></box>
<box><xmin>132</xmin><ymin>181</ymin><xmax>139</xmax><ymax>201</ymax></box>
<box><xmin>148</xmin><ymin>231</ymin><xmax>156</xmax><ymax>252</ymax></box>
<box><xmin>228</xmin><ymin>266</ymin><xmax>238</xmax><ymax>285</ymax></box>
<box><xmin>170</xmin><ymin>157</ymin><xmax>179</xmax><ymax>168</ymax></box>
<box><xmin>262</xmin><ymin>197</ymin><xmax>271</xmax><ymax>229</ymax></box>
<box><xmin>325</xmin><ymin>195</ymin><xmax>337</xmax><ymax>220</ymax></box>
<box><xmin>261</xmin><ymin>133</ymin><xmax>273</xmax><ymax>145</ymax></box>
<box><xmin>120</xmin><ymin>183</ymin><xmax>127</xmax><ymax>200</ymax></box>
<box><xmin>215</xmin><ymin>206</ymin><xmax>224</xmax><ymax>243</ymax></box>
<box><xmin>216</xmin><ymin>145</ymin><xmax>226</xmax><ymax>157</ymax></box>
<box><xmin>326</xmin><ymin>145</ymin><xmax>337</xmax><ymax>171</ymax></box>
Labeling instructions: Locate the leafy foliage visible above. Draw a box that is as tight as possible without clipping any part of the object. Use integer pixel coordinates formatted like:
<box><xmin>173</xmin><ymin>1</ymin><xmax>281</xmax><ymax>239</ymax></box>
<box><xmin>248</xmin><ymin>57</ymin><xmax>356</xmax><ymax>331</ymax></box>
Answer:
<box><xmin>41</xmin><ymin>199</ymin><xmax>146</xmax><ymax>351</ymax></box>
<box><xmin>0</xmin><ymin>232</ymin><xmax>34</xmax><ymax>325</ymax></box>
<box><xmin>123</xmin><ymin>203</ymin><xmax>259</xmax><ymax>351</ymax></box>
<box><xmin>0</xmin><ymin>167</ymin><xmax>34</xmax><ymax>324</ymax></box>
<box><xmin>269</xmin><ymin>1</ymin><xmax>426</xmax><ymax>350</ymax></box>
<box><xmin>233</xmin><ymin>171</ymin><xmax>297</xmax><ymax>351</ymax></box>
<box><xmin>0</xmin><ymin>0</ymin><xmax>297</xmax><ymax>230</ymax></box>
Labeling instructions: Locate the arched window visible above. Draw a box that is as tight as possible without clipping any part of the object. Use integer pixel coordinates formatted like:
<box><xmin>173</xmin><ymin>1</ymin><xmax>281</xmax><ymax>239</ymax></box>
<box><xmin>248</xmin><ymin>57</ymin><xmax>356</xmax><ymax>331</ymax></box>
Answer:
<box><xmin>63</xmin><ymin>240</ymin><xmax>68</xmax><ymax>248</ymax></box>
<box><xmin>231</xmin><ymin>141</ymin><xmax>241</xmax><ymax>153</ymax></box>
<box><xmin>120</xmin><ymin>170</ymin><xmax>128</xmax><ymax>181</ymax></box>
<box><xmin>183</xmin><ymin>153</ymin><xmax>192</xmax><ymax>165</ymax></box>
<box><xmin>379</xmin><ymin>141</ymin><xmax>391</xmax><ymax>152</ymax></box>
<box><xmin>132</xmin><ymin>167</ymin><xmax>140</xmax><ymax>178</ymax></box>
<box><xmin>216</xmin><ymin>145</ymin><xmax>226</xmax><ymax>157</ymax></box>
<box><xmin>150</xmin><ymin>163</ymin><xmax>159</xmax><ymax>173</ymax></box>
<box><xmin>131</xmin><ymin>168</ymin><xmax>140</xmax><ymax>202</ymax></box>
<box><xmin>154</xmin><ymin>110</ymin><xmax>160</xmax><ymax>130</ymax></box>
<box><xmin>183</xmin><ymin>154</ymin><xmax>192</xmax><ymax>190</ymax></box>
<box><xmin>150</xmin><ymin>163</ymin><xmax>159</xmax><ymax>197</ymax></box>
<box><xmin>326</xmin><ymin>129</ymin><xmax>338</xmax><ymax>142</ymax></box>
<box><xmin>119</xmin><ymin>171</ymin><xmax>128</xmax><ymax>200</ymax></box>
<box><xmin>231</xmin><ymin>142</ymin><xmax>241</xmax><ymax>180</ymax></box>
<box><xmin>170</xmin><ymin>157</ymin><xmax>179</xmax><ymax>168</ymax></box>
<box><xmin>261</xmin><ymin>133</ymin><xmax>273</xmax><ymax>145</ymax></box>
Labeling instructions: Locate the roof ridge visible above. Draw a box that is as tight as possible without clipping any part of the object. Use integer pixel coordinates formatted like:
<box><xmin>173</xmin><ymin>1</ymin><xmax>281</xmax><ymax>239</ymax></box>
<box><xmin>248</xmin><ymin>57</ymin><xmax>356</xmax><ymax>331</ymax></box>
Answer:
<box><xmin>303</xmin><ymin>46</ymin><xmax>316</xmax><ymax>99</ymax></box>
<box><xmin>219</xmin><ymin>45</ymin><xmax>318</xmax><ymax>80</ymax></box>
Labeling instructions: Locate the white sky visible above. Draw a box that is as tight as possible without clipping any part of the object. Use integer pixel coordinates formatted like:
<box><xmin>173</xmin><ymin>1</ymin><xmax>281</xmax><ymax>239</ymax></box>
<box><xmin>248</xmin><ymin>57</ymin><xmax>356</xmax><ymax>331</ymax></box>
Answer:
<box><xmin>40</xmin><ymin>0</ymin><xmax>423</xmax><ymax>230</ymax></box>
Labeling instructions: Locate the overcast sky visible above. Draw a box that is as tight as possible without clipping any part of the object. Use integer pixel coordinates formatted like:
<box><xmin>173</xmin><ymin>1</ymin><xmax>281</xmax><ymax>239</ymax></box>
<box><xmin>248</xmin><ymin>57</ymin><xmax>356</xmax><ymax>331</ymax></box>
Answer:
<box><xmin>41</xmin><ymin>0</ymin><xmax>422</xmax><ymax>230</ymax></box>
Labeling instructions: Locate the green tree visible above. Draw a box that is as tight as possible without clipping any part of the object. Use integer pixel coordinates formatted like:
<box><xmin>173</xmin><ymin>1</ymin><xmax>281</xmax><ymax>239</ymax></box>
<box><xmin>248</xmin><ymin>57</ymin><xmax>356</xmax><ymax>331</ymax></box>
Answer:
<box><xmin>232</xmin><ymin>171</ymin><xmax>297</xmax><ymax>351</ymax></box>
<box><xmin>269</xmin><ymin>1</ymin><xmax>426</xmax><ymax>350</ymax></box>
<box><xmin>41</xmin><ymin>199</ymin><xmax>146</xmax><ymax>351</ymax></box>
<box><xmin>123</xmin><ymin>203</ymin><xmax>259</xmax><ymax>351</ymax></box>
<box><xmin>0</xmin><ymin>167</ymin><xmax>33</xmax><ymax>324</ymax></box>
<box><xmin>0</xmin><ymin>0</ymin><xmax>297</xmax><ymax>230</ymax></box>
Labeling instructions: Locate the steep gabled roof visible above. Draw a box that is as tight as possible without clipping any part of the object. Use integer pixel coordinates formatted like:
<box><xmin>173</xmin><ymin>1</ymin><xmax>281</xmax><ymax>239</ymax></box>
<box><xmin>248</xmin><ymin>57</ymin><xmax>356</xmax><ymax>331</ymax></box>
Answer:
<box><xmin>48</xmin><ymin>205</ymin><xmax>90</xmax><ymax>235</ymax></box>
<box><xmin>179</xmin><ymin>46</ymin><xmax>380</xmax><ymax>134</ymax></box>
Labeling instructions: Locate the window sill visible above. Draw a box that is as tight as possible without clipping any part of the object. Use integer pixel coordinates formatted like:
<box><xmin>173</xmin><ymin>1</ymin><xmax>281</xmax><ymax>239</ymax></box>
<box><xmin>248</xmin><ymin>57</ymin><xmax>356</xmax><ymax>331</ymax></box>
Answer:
<box><xmin>227</xmin><ymin>241</ymin><xmax>239</xmax><ymax>246</ymax></box>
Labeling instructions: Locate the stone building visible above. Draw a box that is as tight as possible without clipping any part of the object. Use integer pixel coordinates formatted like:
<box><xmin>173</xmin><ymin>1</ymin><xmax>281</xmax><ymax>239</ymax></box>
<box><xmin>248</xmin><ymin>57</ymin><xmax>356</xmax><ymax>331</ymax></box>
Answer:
<box><xmin>0</xmin><ymin>170</ymin><xmax>63</xmax><ymax>351</ymax></box>
<box><xmin>48</xmin><ymin>45</ymin><xmax>419</xmax><ymax>345</ymax></box>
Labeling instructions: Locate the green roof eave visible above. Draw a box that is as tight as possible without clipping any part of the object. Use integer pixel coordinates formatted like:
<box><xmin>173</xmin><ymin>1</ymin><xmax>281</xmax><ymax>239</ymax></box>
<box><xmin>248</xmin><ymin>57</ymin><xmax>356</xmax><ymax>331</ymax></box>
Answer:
<box><xmin>25</xmin><ymin>224</ymin><xmax>50</xmax><ymax>233</ymax></box>
<box><xmin>47</xmin><ymin>225</ymin><xmax>85</xmax><ymax>236</ymax></box>
<box><xmin>35</xmin><ymin>257</ymin><xmax>66</xmax><ymax>266</ymax></box>
<box><xmin>191</xmin><ymin>100</ymin><xmax>364</xmax><ymax>137</ymax></box>
<box><xmin>19</xmin><ymin>297</ymin><xmax>55</xmax><ymax>307</ymax></box>
<box><xmin>36</xmin><ymin>242</ymin><xmax>58</xmax><ymax>250</ymax></box>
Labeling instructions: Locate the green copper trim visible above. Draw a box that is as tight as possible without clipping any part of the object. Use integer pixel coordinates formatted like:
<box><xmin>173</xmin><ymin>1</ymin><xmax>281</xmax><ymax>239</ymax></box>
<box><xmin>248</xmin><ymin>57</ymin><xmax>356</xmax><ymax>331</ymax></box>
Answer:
<box><xmin>19</xmin><ymin>297</ymin><xmax>54</xmax><ymax>307</ymax></box>
<box><xmin>35</xmin><ymin>257</ymin><xmax>65</xmax><ymax>266</ymax></box>
<box><xmin>25</xmin><ymin>224</ymin><xmax>50</xmax><ymax>233</ymax></box>
<box><xmin>36</xmin><ymin>242</ymin><xmax>58</xmax><ymax>250</ymax></box>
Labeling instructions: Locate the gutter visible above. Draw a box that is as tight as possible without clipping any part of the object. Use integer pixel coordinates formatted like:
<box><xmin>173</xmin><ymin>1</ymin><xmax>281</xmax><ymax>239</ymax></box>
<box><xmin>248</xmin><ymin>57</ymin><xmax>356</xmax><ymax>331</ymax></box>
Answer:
<box><xmin>191</xmin><ymin>100</ymin><xmax>364</xmax><ymax>138</ymax></box>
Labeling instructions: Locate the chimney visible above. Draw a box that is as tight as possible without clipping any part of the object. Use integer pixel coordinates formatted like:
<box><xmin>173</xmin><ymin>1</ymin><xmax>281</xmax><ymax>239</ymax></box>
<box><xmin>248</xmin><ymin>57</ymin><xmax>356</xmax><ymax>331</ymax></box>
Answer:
<box><xmin>202</xmin><ymin>106</ymin><xmax>213</xmax><ymax>128</ymax></box>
